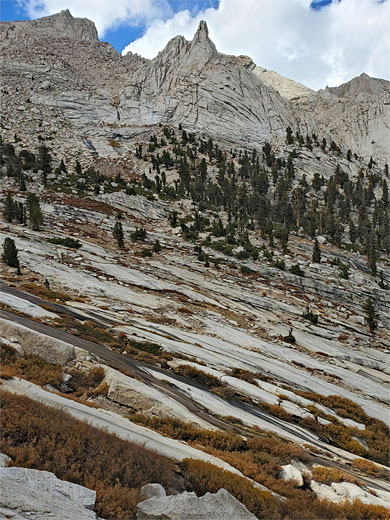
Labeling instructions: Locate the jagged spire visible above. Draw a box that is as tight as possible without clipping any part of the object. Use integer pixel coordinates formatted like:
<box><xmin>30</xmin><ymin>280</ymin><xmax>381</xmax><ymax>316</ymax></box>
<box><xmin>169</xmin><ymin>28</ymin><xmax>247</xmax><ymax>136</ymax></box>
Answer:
<box><xmin>189</xmin><ymin>20</ymin><xmax>217</xmax><ymax>56</ymax></box>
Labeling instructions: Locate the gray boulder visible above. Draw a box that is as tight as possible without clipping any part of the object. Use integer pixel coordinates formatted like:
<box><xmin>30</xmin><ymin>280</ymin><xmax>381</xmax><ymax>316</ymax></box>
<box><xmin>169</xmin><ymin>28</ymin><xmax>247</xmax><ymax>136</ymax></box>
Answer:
<box><xmin>0</xmin><ymin>467</ymin><xmax>98</xmax><ymax>520</ymax></box>
<box><xmin>136</xmin><ymin>488</ymin><xmax>257</xmax><ymax>520</ymax></box>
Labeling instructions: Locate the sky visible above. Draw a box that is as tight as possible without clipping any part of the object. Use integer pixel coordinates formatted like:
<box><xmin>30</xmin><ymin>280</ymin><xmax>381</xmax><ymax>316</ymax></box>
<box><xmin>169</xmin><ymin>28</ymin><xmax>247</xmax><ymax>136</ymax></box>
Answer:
<box><xmin>1</xmin><ymin>0</ymin><xmax>389</xmax><ymax>90</ymax></box>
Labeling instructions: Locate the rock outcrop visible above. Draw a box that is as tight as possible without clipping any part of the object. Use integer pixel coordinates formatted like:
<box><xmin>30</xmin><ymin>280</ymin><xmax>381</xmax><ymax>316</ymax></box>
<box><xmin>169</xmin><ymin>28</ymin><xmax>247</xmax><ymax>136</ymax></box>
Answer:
<box><xmin>310</xmin><ymin>480</ymin><xmax>390</xmax><ymax>507</ymax></box>
<box><xmin>136</xmin><ymin>488</ymin><xmax>257</xmax><ymax>520</ymax></box>
<box><xmin>0</xmin><ymin>9</ymin><xmax>98</xmax><ymax>44</ymax></box>
<box><xmin>0</xmin><ymin>466</ymin><xmax>98</xmax><ymax>520</ymax></box>
<box><xmin>1</xmin><ymin>11</ymin><xmax>389</xmax><ymax>162</ymax></box>
<box><xmin>0</xmin><ymin>319</ymin><xmax>75</xmax><ymax>364</ymax></box>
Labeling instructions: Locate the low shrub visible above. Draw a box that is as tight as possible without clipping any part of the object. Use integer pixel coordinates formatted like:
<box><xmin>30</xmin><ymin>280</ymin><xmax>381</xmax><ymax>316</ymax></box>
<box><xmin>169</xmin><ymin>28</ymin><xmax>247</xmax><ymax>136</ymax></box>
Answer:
<box><xmin>47</xmin><ymin>237</ymin><xmax>82</xmax><ymax>249</ymax></box>
<box><xmin>351</xmin><ymin>458</ymin><xmax>390</xmax><ymax>480</ymax></box>
<box><xmin>312</xmin><ymin>466</ymin><xmax>363</xmax><ymax>486</ymax></box>
<box><xmin>4</xmin><ymin>355</ymin><xmax>63</xmax><ymax>387</ymax></box>
<box><xmin>290</xmin><ymin>264</ymin><xmax>305</xmax><ymax>277</ymax></box>
<box><xmin>21</xmin><ymin>283</ymin><xmax>84</xmax><ymax>303</ymax></box>
<box><xmin>0</xmin><ymin>391</ymin><xmax>176</xmax><ymax>520</ymax></box>
<box><xmin>173</xmin><ymin>364</ymin><xmax>223</xmax><ymax>388</ymax></box>
<box><xmin>141</xmin><ymin>248</ymin><xmax>152</xmax><ymax>257</ymax></box>
<box><xmin>126</xmin><ymin>339</ymin><xmax>163</xmax><ymax>356</ymax></box>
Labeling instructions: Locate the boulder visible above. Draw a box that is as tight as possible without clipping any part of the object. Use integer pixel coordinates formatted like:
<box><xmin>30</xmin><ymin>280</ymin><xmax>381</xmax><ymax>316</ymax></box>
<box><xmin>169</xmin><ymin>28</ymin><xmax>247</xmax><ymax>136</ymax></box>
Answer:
<box><xmin>141</xmin><ymin>483</ymin><xmax>167</xmax><ymax>499</ymax></box>
<box><xmin>136</xmin><ymin>488</ymin><xmax>257</xmax><ymax>520</ymax></box>
<box><xmin>0</xmin><ymin>467</ymin><xmax>96</xmax><ymax>510</ymax></box>
<box><xmin>281</xmin><ymin>464</ymin><xmax>304</xmax><ymax>487</ymax></box>
<box><xmin>0</xmin><ymin>467</ymin><xmax>98</xmax><ymax>520</ymax></box>
<box><xmin>0</xmin><ymin>453</ymin><xmax>12</xmax><ymax>467</ymax></box>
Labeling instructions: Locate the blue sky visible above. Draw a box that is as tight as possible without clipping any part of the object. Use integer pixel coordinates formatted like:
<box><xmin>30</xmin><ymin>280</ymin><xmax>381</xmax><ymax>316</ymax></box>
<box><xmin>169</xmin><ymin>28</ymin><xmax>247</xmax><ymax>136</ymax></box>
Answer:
<box><xmin>1</xmin><ymin>0</ymin><xmax>389</xmax><ymax>89</ymax></box>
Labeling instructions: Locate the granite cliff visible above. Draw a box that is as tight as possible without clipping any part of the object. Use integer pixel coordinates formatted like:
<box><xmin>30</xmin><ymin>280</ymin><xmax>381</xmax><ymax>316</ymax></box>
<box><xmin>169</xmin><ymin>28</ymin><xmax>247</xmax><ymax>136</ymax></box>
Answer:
<box><xmin>1</xmin><ymin>10</ymin><xmax>389</xmax><ymax>162</ymax></box>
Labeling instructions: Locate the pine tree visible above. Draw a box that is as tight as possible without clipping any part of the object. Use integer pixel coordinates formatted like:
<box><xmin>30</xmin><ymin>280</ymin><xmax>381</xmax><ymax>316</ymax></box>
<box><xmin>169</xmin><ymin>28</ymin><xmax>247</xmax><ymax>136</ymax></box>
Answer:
<box><xmin>152</xmin><ymin>239</ymin><xmax>162</xmax><ymax>252</ymax></box>
<box><xmin>286</xmin><ymin>127</ymin><xmax>294</xmax><ymax>145</ymax></box>
<box><xmin>367</xmin><ymin>231</ymin><xmax>377</xmax><ymax>275</ymax></box>
<box><xmin>75</xmin><ymin>161</ymin><xmax>82</xmax><ymax>175</ymax></box>
<box><xmin>3</xmin><ymin>192</ymin><xmax>15</xmax><ymax>222</ymax></box>
<box><xmin>312</xmin><ymin>238</ymin><xmax>321</xmax><ymax>263</ymax></box>
<box><xmin>2</xmin><ymin>237</ymin><xmax>20</xmax><ymax>269</ymax></box>
<box><xmin>19</xmin><ymin>171</ymin><xmax>26</xmax><ymax>191</ymax></box>
<box><xmin>363</xmin><ymin>298</ymin><xmax>379</xmax><ymax>332</ymax></box>
<box><xmin>38</xmin><ymin>145</ymin><xmax>52</xmax><ymax>186</ymax></box>
<box><xmin>27</xmin><ymin>193</ymin><xmax>44</xmax><ymax>231</ymax></box>
<box><xmin>113</xmin><ymin>219</ymin><xmax>124</xmax><ymax>248</ymax></box>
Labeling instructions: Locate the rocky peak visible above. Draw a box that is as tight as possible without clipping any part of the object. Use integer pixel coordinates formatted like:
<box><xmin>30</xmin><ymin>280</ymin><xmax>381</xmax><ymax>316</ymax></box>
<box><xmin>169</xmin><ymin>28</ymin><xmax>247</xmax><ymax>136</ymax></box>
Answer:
<box><xmin>326</xmin><ymin>73</ymin><xmax>390</xmax><ymax>98</ymax></box>
<box><xmin>0</xmin><ymin>9</ymin><xmax>99</xmax><ymax>43</ymax></box>
<box><xmin>189</xmin><ymin>20</ymin><xmax>217</xmax><ymax>58</ymax></box>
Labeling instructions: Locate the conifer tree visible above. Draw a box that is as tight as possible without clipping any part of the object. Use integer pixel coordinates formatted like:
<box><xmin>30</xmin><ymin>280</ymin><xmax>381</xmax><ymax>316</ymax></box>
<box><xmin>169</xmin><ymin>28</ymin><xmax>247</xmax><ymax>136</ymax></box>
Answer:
<box><xmin>312</xmin><ymin>238</ymin><xmax>321</xmax><ymax>263</ymax></box>
<box><xmin>113</xmin><ymin>218</ymin><xmax>124</xmax><ymax>248</ymax></box>
<box><xmin>3</xmin><ymin>192</ymin><xmax>15</xmax><ymax>222</ymax></box>
<box><xmin>2</xmin><ymin>237</ymin><xmax>20</xmax><ymax>269</ymax></box>
<box><xmin>27</xmin><ymin>193</ymin><xmax>44</xmax><ymax>231</ymax></box>
<box><xmin>363</xmin><ymin>298</ymin><xmax>379</xmax><ymax>332</ymax></box>
<box><xmin>19</xmin><ymin>171</ymin><xmax>26</xmax><ymax>191</ymax></box>
<box><xmin>38</xmin><ymin>145</ymin><xmax>52</xmax><ymax>186</ymax></box>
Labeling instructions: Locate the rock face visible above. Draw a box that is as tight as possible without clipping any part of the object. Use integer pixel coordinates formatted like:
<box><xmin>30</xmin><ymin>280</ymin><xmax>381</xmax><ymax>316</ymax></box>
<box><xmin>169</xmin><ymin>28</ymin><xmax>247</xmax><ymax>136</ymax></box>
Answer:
<box><xmin>0</xmin><ymin>466</ymin><xmax>98</xmax><ymax>520</ymax></box>
<box><xmin>0</xmin><ymin>11</ymin><xmax>389</xmax><ymax>162</ymax></box>
<box><xmin>297</xmin><ymin>74</ymin><xmax>390</xmax><ymax>163</ymax></box>
<box><xmin>120</xmin><ymin>21</ymin><xmax>296</xmax><ymax>147</ymax></box>
<box><xmin>252</xmin><ymin>66</ymin><xmax>314</xmax><ymax>100</ymax></box>
<box><xmin>136</xmin><ymin>488</ymin><xmax>257</xmax><ymax>520</ymax></box>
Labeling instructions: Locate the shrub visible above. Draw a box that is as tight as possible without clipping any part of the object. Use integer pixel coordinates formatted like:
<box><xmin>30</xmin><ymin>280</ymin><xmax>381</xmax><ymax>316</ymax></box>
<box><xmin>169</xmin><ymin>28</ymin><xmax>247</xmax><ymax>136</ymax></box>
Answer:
<box><xmin>6</xmin><ymin>355</ymin><xmax>63</xmax><ymax>387</ymax></box>
<box><xmin>229</xmin><ymin>368</ymin><xmax>258</xmax><ymax>385</ymax></box>
<box><xmin>47</xmin><ymin>236</ymin><xmax>82</xmax><ymax>249</ymax></box>
<box><xmin>351</xmin><ymin>458</ymin><xmax>390</xmax><ymax>480</ymax></box>
<box><xmin>0</xmin><ymin>342</ymin><xmax>18</xmax><ymax>365</ymax></box>
<box><xmin>290</xmin><ymin>264</ymin><xmax>305</xmax><ymax>277</ymax></box>
<box><xmin>312</xmin><ymin>466</ymin><xmax>363</xmax><ymax>486</ymax></box>
<box><xmin>141</xmin><ymin>248</ymin><xmax>152</xmax><ymax>257</ymax></box>
<box><xmin>21</xmin><ymin>283</ymin><xmax>84</xmax><ymax>303</ymax></box>
<box><xmin>302</xmin><ymin>307</ymin><xmax>318</xmax><ymax>324</ymax></box>
<box><xmin>0</xmin><ymin>391</ymin><xmax>175</xmax><ymax>520</ymax></box>
<box><xmin>129</xmin><ymin>414</ymin><xmax>246</xmax><ymax>451</ymax></box>
<box><xmin>173</xmin><ymin>364</ymin><xmax>223</xmax><ymax>388</ymax></box>
<box><xmin>66</xmin><ymin>366</ymin><xmax>105</xmax><ymax>395</ymax></box>
<box><xmin>126</xmin><ymin>339</ymin><xmax>163</xmax><ymax>356</ymax></box>
<box><xmin>131</xmin><ymin>228</ymin><xmax>147</xmax><ymax>241</ymax></box>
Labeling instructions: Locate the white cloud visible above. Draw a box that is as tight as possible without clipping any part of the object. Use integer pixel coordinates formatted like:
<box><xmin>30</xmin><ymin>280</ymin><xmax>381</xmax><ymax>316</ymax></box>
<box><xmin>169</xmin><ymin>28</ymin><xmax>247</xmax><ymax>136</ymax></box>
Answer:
<box><xmin>122</xmin><ymin>0</ymin><xmax>390</xmax><ymax>90</ymax></box>
<box><xmin>17</xmin><ymin>0</ymin><xmax>172</xmax><ymax>35</ymax></box>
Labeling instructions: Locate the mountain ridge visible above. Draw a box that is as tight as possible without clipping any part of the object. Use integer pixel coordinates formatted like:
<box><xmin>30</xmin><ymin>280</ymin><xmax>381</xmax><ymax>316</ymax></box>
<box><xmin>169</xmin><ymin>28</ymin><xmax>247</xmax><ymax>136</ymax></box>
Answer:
<box><xmin>0</xmin><ymin>12</ymin><xmax>389</xmax><ymax>162</ymax></box>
